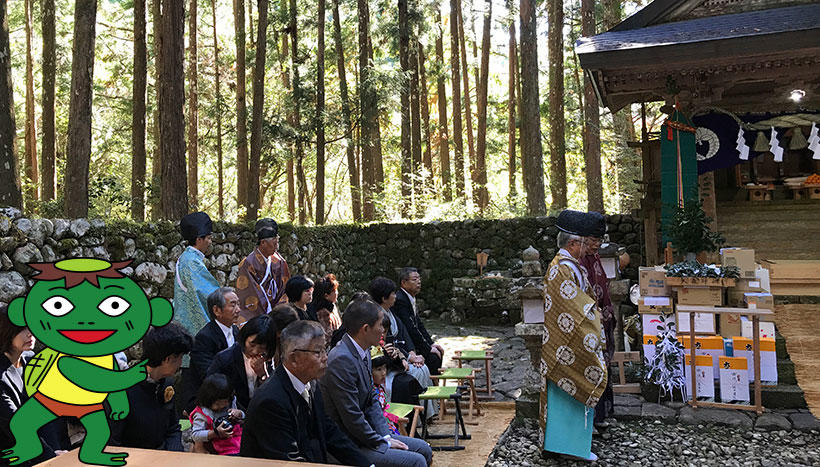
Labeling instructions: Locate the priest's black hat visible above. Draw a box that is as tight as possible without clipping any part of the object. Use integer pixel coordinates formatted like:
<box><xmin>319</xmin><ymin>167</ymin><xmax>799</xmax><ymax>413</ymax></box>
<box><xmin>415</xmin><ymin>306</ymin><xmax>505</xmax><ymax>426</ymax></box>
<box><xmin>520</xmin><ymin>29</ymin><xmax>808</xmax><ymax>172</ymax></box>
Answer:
<box><xmin>555</xmin><ymin>209</ymin><xmax>588</xmax><ymax>236</ymax></box>
<box><xmin>255</xmin><ymin>218</ymin><xmax>279</xmax><ymax>240</ymax></box>
<box><xmin>180</xmin><ymin>212</ymin><xmax>213</xmax><ymax>244</ymax></box>
<box><xmin>581</xmin><ymin>212</ymin><xmax>607</xmax><ymax>238</ymax></box>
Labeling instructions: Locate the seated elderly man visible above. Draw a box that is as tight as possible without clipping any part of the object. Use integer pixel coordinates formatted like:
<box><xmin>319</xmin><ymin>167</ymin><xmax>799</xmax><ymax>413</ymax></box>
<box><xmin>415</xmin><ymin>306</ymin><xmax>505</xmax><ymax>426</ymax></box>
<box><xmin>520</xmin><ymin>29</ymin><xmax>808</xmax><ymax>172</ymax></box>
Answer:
<box><xmin>240</xmin><ymin>320</ymin><xmax>369</xmax><ymax>465</ymax></box>
<box><xmin>321</xmin><ymin>298</ymin><xmax>432</xmax><ymax>467</ymax></box>
<box><xmin>391</xmin><ymin>268</ymin><xmax>443</xmax><ymax>375</ymax></box>
<box><xmin>181</xmin><ymin>287</ymin><xmax>241</xmax><ymax>413</ymax></box>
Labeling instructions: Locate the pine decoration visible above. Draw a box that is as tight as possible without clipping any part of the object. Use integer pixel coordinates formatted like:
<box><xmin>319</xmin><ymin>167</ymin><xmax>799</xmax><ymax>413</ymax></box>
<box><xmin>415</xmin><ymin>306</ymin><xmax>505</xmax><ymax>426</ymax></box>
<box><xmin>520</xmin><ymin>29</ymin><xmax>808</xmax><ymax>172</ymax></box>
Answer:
<box><xmin>644</xmin><ymin>312</ymin><xmax>687</xmax><ymax>402</ymax></box>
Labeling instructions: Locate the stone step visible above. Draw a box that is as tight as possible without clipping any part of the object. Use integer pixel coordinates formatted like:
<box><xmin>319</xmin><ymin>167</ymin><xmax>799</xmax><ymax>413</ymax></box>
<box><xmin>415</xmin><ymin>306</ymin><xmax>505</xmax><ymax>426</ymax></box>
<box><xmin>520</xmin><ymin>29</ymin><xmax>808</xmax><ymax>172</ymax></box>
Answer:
<box><xmin>718</xmin><ymin>223</ymin><xmax>820</xmax><ymax>235</ymax></box>
<box><xmin>776</xmin><ymin>335</ymin><xmax>790</xmax><ymax>360</ymax></box>
<box><xmin>641</xmin><ymin>383</ymin><xmax>807</xmax><ymax>409</ymax></box>
<box><xmin>777</xmin><ymin>359</ymin><xmax>797</xmax><ymax>385</ymax></box>
<box><xmin>762</xmin><ymin>384</ymin><xmax>808</xmax><ymax>409</ymax></box>
<box><xmin>717</xmin><ymin>200</ymin><xmax>820</xmax><ymax>213</ymax></box>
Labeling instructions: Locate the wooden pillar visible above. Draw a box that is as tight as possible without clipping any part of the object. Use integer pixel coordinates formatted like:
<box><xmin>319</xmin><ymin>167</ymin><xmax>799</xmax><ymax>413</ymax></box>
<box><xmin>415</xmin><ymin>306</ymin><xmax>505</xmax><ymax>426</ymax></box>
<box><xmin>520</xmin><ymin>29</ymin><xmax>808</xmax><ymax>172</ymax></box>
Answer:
<box><xmin>699</xmin><ymin>171</ymin><xmax>717</xmax><ymax>230</ymax></box>
<box><xmin>640</xmin><ymin>103</ymin><xmax>661</xmax><ymax>266</ymax></box>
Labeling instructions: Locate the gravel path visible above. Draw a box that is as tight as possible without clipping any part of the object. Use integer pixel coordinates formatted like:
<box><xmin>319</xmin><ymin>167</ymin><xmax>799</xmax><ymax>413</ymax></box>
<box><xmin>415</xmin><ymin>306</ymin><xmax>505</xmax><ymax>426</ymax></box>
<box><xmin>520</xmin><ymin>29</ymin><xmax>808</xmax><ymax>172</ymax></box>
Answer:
<box><xmin>486</xmin><ymin>418</ymin><xmax>820</xmax><ymax>467</ymax></box>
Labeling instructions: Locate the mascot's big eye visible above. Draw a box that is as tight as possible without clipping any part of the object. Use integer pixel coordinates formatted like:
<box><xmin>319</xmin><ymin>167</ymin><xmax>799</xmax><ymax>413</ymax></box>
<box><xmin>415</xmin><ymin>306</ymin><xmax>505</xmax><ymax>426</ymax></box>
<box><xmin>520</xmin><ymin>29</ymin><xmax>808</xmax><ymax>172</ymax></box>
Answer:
<box><xmin>42</xmin><ymin>296</ymin><xmax>75</xmax><ymax>317</ymax></box>
<box><xmin>98</xmin><ymin>296</ymin><xmax>131</xmax><ymax>317</ymax></box>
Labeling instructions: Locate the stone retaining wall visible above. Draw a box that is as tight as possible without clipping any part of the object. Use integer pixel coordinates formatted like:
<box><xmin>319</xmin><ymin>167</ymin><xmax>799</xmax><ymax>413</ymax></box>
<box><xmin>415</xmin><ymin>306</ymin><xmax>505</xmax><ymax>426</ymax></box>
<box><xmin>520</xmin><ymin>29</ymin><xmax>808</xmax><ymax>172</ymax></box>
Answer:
<box><xmin>0</xmin><ymin>207</ymin><xmax>643</xmax><ymax>322</ymax></box>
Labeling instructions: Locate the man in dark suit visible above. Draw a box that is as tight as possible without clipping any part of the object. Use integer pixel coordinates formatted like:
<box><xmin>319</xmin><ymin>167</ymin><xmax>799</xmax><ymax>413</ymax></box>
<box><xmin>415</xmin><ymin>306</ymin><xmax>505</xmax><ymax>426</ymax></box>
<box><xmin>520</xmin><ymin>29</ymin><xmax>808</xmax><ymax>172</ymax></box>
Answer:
<box><xmin>181</xmin><ymin>287</ymin><xmax>240</xmax><ymax>413</ymax></box>
<box><xmin>391</xmin><ymin>268</ymin><xmax>443</xmax><ymax>375</ymax></box>
<box><xmin>206</xmin><ymin>314</ymin><xmax>273</xmax><ymax>410</ymax></box>
<box><xmin>240</xmin><ymin>320</ymin><xmax>369</xmax><ymax>465</ymax></box>
<box><xmin>109</xmin><ymin>323</ymin><xmax>192</xmax><ymax>451</ymax></box>
<box><xmin>321</xmin><ymin>299</ymin><xmax>432</xmax><ymax>467</ymax></box>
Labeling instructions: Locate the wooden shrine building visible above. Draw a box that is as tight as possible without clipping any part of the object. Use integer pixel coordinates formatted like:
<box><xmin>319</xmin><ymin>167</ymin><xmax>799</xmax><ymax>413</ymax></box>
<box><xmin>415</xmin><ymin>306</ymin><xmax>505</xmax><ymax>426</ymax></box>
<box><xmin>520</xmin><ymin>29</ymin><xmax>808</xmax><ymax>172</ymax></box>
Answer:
<box><xmin>577</xmin><ymin>0</ymin><xmax>820</xmax><ymax>266</ymax></box>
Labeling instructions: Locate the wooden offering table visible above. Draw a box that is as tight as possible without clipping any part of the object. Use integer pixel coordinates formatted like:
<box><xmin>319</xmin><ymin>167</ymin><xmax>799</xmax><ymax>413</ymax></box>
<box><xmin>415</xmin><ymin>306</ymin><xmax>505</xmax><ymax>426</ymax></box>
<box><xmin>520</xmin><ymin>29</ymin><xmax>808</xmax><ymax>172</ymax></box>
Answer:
<box><xmin>676</xmin><ymin>305</ymin><xmax>773</xmax><ymax>415</ymax></box>
<box><xmin>39</xmin><ymin>448</ymin><xmax>328</xmax><ymax>466</ymax></box>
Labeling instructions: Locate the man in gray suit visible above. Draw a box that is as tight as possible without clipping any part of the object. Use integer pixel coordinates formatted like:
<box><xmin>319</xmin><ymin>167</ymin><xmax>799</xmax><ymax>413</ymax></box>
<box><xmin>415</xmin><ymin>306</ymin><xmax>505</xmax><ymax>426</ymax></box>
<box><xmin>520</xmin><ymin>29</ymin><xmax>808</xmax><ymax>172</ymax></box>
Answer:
<box><xmin>320</xmin><ymin>298</ymin><xmax>432</xmax><ymax>467</ymax></box>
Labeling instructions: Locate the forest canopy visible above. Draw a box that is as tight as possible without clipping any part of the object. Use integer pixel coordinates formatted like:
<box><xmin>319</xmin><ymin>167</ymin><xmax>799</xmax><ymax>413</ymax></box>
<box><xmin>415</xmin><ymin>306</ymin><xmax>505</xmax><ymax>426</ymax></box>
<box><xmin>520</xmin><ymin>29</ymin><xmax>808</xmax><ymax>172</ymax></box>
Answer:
<box><xmin>3</xmin><ymin>0</ymin><xmax>654</xmax><ymax>224</ymax></box>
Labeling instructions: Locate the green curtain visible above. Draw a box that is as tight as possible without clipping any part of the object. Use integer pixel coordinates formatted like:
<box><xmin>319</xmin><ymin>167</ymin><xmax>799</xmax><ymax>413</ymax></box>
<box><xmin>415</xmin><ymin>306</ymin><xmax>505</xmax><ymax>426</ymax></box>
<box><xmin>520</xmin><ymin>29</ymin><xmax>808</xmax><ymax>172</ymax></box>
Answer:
<box><xmin>661</xmin><ymin>110</ymin><xmax>698</xmax><ymax>242</ymax></box>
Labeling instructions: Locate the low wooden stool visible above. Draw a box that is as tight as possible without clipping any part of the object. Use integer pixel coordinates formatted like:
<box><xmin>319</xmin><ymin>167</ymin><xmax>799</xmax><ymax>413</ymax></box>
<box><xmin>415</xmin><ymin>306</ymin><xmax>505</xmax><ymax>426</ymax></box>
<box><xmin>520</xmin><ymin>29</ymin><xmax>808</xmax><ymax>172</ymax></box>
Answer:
<box><xmin>612</xmin><ymin>351</ymin><xmax>642</xmax><ymax>394</ymax></box>
<box><xmin>453</xmin><ymin>350</ymin><xmax>494</xmax><ymax>400</ymax></box>
<box><xmin>419</xmin><ymin>386</ymin><xmax>470</xmax><ymax>451</ymax></box>
<box><xmin>385</xmin><ymin>402</ymin><xmax>424</xmax><ymax>437</ymax></box>
<box><xmin>745</xmin><ymin>185</ymin><xmax>773</xmax><ymax>201</ymax></box>
<box><xmin>431</xmin><ymin>367</ymin><xmax>481</xmax><ymax>424</ymax></box>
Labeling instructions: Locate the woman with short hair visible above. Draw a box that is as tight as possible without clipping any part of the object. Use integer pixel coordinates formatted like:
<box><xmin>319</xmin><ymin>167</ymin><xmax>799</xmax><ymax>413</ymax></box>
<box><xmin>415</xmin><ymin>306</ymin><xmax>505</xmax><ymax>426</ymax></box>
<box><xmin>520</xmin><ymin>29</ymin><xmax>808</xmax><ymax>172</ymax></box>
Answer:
<box><xmin>284</xmin><ymin>276</ymin><xmax>315</xmax><ymax>321</ymax></box>
<box><xmin>0</xmin><ymin>305</ymin><xmax>70</xmax><ymax>464</ymax></box>
<box><xmin>308</xmin><ymin>274</ymin><xmax>343</xmax><ymax>346</ymax></box>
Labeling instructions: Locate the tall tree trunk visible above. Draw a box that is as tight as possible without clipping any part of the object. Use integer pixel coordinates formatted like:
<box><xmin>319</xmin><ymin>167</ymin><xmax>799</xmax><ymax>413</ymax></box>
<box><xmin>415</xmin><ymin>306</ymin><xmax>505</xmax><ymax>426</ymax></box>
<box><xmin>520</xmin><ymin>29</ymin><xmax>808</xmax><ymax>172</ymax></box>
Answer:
<box><xmin>409</xmin><ymin>39</ymin><xmax>423</xmax><ymax>216</ymax></box>
<box><xmin>357</xmin><ymin>0</ymin><xmax>376</xmax><ymax>221</ymax></box>
<box><xmin>247</xmin><ymin>0</ymin><xmax>254</xmax><ymax>50</ymax></box>
<box><xmin>398</xmin><ymin>0</ymin><xmax>411</xmax><ymax>217</ymax></box>
<box><xmin>289</xmin><ymin>0</ymin><xmax>306</xmax><ymax>224</ymax></box>
<box><xmin>315</xmin><ymin>0</ymin><xmax>326</xmax><ymax>224</ymax></box>
<box><xmin>457</xmin><ymin>2</ymin><xmax>476</xmax><ymax>204</ymax></box>
<box><xmin>0</xmin><ymin>0</ymin><xmax>22</xmax><ymax>209</ymax></box>
<box><xmin>546</xmin><ymin>0</ymin><xmax>565</xmax><ymax>210</ymax></box>
<box><xmin>368</xmin><ymin>37</ymin><xmax>384</xmax><ymax>199</ymax></box>
<box><xmin>515</xmin><ymin>27</ymin><xmax>523</xmax><ymax>195</ymax></box>
<box><xmin>449</xmin><ymin>0</ymin><xmax>465</xmax><ymax>199</ymax></box>
<box><xmin>159</xmin><ymin>0</ymin><xmax>187</xmax><ymax>219</ymax></box>
<box><xmin>520</xmin><ymin>0</ymin><xmax>546</xmax><ymax>215</ymax></box>
<box><xmin>507</xmin><ymin>9</ymin><xmax>517</xmax><ymax>200</ymax></box>
<box><xmin>474</xmin><ymin>0</ymin><xmax>491</xmax><ymax>211</ymax></box>
<box><xmin>279</xmin><ymin>33</ymin><xmax>295</xmax><ymax>222</ymax></box>
<box><xmin>187</xmin><ymin>0</ymin><xmax>199</xmax><ymax>209</ymax></box>
<box><xmin>150</xmin><ymin>0</ymin><xmax>162</xmax><ymax>219</ymax></box>
<box><xmin>235</xmin><ymin>0</ymin><xmax>249</xmax><ymax>210</ymax></box>
<box><xmin>248</xmin><ymin>0</ymin><xmax>268</xmax><ymax>220</ymax></box>
<box><xmin>132</xmin><ymin>0</ymin><xmax>147</xmax><ymax>221</ymax></box>
<box><xmin>41</xmin><ymin>0</ymin><xmax>57</xmax><ymax>202</ymax></box>
<box><xmin>212</xmin><ymin>0</ymin><xmax>224</xmax><ymax>218</ymax></box>
<box><xmin>332</xmin><ymin>0</ymin><xmax>361</xmax><ymax>222</ymax></box>
<box><xmin>435</xmin><ymin>9</ymin><xmax>451</xmax><ymax>202</ymax></box>
<box><xmin>582</xmin><ymin>0</ymin><xmax>603</xmax><ymax>212</ymax></box>
<box><xmin>603</xmin><ymin>0</ymin><xmax>638</xmax><ymax>213</ymax></box>
<box><xmin>24</xmin><ymin>0</ymin><xmax>38</xmax><ymax>207</ymax></box>
<box><xmin>418</xmin><ymin>42</ymin><xmax>433</xmax><ymax>188</ymax></box>
<box><xmin>277</xmin><ymin>25</ymin><xmax>295</xmax><ymax>221</ymax></box>
<box><xmin>64</xmin><ymin>0</ymin><xmax>97</xmax><ymax>218</ymax></box>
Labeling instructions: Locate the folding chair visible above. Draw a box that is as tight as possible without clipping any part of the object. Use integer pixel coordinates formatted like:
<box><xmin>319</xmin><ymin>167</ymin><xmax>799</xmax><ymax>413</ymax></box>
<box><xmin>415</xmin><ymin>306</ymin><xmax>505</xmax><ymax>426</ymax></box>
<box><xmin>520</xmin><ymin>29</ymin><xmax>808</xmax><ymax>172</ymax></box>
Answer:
<box><xmin>385</xmin><ymin>402</ymin><xmax>424</xmax><ymax>437</ymax></box>
<box><xmin>453</xmin><ymin>350</ymin><xmax>494</xmax><ymax>400</ymax></box>
<box><xmin>418</xmin><ymin>386</ymin><xmax>470</xmax><ymax>451</ymax></box>
<box><xmin>431</xmin><ymin>367</ymin><xmax>481</xmax><ymax>423</ymax></box>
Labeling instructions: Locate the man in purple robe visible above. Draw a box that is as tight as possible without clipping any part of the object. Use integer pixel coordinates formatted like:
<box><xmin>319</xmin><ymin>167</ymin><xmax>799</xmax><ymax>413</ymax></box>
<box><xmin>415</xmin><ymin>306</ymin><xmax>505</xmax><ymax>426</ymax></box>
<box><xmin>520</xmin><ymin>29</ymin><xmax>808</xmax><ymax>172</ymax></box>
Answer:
<box><xmin>579</xmin><ymin>212</ymin><xmax>616</xmax><ymax>427</ymax></box>
<box><xmin>236</xmin><ymin>219</ymin><xmax>290</xmax><ymax>323</ymax></box>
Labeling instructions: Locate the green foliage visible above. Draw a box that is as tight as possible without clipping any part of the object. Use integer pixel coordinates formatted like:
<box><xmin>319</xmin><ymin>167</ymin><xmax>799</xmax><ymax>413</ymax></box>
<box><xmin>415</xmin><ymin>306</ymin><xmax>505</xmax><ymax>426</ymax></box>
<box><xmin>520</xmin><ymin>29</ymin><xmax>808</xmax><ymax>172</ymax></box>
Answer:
<box><xmin>664</xmin><ymin>199</ymin><xmax>726</xmax><ymax>255</ymax></box>
<box><xmin>7</xmin><ymin>0</ymin><xmax>647</xmax><ymax>223</ymax></box>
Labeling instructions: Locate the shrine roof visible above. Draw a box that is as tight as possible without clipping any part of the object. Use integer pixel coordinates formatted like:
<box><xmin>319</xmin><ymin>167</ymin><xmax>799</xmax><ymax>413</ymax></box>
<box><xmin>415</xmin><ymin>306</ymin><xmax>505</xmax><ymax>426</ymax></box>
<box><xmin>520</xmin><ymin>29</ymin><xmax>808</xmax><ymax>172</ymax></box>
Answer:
<box><xmin>577</xmin><ymin>4</ymin><xmax>820</xmax><ymax>68</ymax></box>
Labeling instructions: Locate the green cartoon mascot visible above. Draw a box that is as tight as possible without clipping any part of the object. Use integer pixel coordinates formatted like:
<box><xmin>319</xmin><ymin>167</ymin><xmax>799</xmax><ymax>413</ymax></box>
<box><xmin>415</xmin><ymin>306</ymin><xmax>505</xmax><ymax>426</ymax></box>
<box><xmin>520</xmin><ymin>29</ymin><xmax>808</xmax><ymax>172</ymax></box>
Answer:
<box><xmin>1</xmin><ymin>258</ymin><xmax>173</xmax><ymax>466</ymax></box>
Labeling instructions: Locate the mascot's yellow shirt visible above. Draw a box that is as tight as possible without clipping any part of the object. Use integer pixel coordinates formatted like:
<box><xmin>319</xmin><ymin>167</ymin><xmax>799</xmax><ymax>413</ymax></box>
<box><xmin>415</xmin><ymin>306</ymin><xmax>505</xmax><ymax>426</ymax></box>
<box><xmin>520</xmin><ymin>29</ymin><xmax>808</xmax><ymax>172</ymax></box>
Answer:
<box><xmin>38</xmin><ymin>354</ymin><xmax>114</xmax><ymax>405</ymax></box>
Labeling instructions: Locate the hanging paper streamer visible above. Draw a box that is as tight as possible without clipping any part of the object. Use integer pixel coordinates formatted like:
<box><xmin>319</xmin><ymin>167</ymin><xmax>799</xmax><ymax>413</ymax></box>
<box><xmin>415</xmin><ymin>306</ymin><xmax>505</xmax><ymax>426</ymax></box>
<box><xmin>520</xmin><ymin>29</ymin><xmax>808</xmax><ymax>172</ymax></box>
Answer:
<box><xmin>736</xmin><ymin>128</ymin><xmax>750</xmax><ymax>160</ymax></box>
<box><xmin>809</xmin><ymin>122</ymin><xmax>820</xmax><ymax>160</ymax></box>
<box><xmin>769</xmin><ymin>126</ymin><xmax>784</xmax><ymax>162</ymax></box>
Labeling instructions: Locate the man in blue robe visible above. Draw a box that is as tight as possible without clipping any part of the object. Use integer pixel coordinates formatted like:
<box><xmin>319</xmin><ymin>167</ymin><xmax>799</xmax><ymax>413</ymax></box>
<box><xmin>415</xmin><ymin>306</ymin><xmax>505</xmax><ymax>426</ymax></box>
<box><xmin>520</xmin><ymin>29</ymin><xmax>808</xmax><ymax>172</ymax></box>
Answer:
<box><xmin>173</xmin><ymin>212</ymin><xmax>220</xmax><ymax>339</ymax></box>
